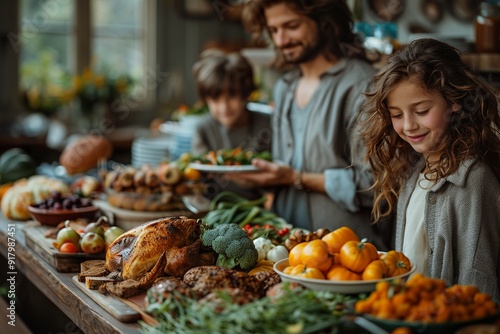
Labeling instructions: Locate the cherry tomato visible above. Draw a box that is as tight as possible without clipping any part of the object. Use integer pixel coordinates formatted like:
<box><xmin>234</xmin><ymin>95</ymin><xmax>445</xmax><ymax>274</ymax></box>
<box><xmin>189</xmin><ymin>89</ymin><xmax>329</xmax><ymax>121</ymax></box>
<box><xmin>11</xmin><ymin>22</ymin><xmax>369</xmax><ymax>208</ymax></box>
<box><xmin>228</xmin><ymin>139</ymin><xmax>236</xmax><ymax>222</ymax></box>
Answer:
<box><xmin>278</xmin><ymin>227</ymin><xmax>290</xmax><ymax>237</ymax></box>
<box><xmin>59</xmin><ymin>242</ymin><xmax>78</xmax><ymax>253</ymax></box>
<box><xmin>263</xmin><ymin>224</ymin><xmax>274</xmax><ymax>230</ymax></box>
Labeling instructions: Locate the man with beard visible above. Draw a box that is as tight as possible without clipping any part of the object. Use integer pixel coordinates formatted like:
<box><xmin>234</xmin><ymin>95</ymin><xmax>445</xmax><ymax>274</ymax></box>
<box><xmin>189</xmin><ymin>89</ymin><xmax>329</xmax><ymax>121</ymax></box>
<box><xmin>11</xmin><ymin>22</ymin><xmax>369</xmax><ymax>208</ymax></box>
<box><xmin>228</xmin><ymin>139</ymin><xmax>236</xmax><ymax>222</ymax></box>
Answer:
<box><xmin>237</xmin><ymin>0</ymin><xmax>391</xmax><ymax>250</ymax></box>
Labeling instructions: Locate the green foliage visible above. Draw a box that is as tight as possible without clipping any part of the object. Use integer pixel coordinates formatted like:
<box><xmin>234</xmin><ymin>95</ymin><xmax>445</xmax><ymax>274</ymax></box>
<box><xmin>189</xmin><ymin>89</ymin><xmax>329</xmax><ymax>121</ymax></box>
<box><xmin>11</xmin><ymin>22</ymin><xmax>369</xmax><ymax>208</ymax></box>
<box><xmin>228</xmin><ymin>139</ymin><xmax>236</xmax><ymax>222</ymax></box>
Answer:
<box><xmin>141</xmin><ymin>282</ymin><xmax>362</xmax><ymax>334</ymax></box>
<box><xmin>0</xmin><ymin>148</ymin><xmax>36</xmax><ymax>185</ymax></box>
<box><xmin>20</xmin><ymin>49</ymin><xmax>73</xmax><ymax>115</ymax></box>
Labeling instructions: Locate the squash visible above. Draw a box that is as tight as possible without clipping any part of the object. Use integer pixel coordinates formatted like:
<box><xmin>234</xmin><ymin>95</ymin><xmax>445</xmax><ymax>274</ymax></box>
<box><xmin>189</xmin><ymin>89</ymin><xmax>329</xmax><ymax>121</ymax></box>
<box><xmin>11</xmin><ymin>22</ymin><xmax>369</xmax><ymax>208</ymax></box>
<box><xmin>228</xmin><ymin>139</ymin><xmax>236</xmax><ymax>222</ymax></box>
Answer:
<box><xmin>297</xmin><ymin>239</ymin><xmax>333</xmax><ymax>272</ymax></box>
<box><xmin>0</xmin><ymin>148</ymin><xmax>36</xmax><ymax>185</ymax></box>
<box><xmin>380</xmin><ymin>250</ymin><xmax>411</xmax><ymax>277</ymax></box>
<box><xmin>322</xmin><ymin>226</ymin><xmax>359</xmax><ymax>254</ymax></box>
<box><xmin>326</xmin><ymin>265</ymin><xmax>361</xmax><ymax>281</ymax></box>
<box><xmin>0</xmin><ymin>183</ymin><xmax>13</xmax><ymax>202</ymax></box>
<box><xmin>290</xmin><ymin>264</ymin><xmax>326</xmax><ymax>280</ymax></box>
<box><xmin>361</xmin><ymin>259</ymin><xmax>387</xmax><ymax>280</ymax></box>
<box><xmin>339</xmin><ymin>238</ymin><xmax>379</xmax><ymax>273</ymax></box>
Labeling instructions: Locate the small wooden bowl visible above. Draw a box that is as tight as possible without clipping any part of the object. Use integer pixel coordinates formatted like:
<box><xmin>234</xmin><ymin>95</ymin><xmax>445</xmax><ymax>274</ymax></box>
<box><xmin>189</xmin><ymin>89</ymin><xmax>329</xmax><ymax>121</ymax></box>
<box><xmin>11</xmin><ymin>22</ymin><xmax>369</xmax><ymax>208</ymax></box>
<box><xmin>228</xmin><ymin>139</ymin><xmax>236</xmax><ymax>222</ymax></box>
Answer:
<box><xmin>28</xmin><ymin>205</ymin><xmax>100</xmax><ymax>226</ymax></box>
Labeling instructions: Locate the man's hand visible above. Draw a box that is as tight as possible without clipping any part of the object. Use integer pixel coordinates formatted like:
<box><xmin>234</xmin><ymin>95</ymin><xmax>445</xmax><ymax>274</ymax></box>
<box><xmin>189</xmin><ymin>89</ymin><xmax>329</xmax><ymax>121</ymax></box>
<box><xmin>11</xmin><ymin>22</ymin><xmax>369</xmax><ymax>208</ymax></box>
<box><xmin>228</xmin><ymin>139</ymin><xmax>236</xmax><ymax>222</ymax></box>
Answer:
<box><xmin>226</xmin><ymin>158</ymin><xmax>295</xmax><ymax>188</ymax></box>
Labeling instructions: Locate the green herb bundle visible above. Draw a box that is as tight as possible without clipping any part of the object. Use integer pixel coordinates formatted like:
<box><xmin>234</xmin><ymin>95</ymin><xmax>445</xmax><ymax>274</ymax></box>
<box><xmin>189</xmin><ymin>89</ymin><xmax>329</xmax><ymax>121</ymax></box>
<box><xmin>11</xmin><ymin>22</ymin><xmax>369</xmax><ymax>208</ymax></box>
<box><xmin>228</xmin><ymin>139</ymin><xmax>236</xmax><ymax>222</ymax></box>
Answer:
<box><xmin>141</xmin><ymin>284</ymin><xmax>360</xmax><ymax>334</ymax></box>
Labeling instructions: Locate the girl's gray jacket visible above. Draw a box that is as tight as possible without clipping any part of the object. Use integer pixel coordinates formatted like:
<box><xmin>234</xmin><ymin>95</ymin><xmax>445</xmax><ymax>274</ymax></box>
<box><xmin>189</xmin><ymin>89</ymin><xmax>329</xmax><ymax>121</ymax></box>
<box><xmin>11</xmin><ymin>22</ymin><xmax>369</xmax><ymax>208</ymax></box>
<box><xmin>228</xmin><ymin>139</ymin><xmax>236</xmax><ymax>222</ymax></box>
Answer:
<box><xmin>395</xmin><ymin>157</ymin><xmax>500</xmax><ymax>300</ymax></box>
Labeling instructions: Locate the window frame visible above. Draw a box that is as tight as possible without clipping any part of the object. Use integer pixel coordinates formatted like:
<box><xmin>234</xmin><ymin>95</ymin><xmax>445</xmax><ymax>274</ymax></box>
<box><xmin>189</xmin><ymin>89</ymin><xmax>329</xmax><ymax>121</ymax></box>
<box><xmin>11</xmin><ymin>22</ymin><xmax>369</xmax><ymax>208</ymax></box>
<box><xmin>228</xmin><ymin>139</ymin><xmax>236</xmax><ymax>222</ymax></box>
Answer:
<box><xmin>18</xmin><ymin>0</ymin><xmax>157</xmax><ymax>112</ymax></box>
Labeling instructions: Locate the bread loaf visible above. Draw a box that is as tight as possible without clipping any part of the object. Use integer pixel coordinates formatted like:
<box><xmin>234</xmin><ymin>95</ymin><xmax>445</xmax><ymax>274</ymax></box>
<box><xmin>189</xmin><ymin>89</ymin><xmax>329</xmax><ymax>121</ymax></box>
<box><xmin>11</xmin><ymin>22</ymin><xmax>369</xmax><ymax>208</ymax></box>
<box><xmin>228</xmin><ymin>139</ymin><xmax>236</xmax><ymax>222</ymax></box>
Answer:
<box><xmin>1</xmin><ymin>176</ymin><xmax>69</xmax><ymax>220</ymax></box>
<box><xmin>60</xmin><ymin>135</ymin><xmax>112</xmax><ymax>175</ymax></box>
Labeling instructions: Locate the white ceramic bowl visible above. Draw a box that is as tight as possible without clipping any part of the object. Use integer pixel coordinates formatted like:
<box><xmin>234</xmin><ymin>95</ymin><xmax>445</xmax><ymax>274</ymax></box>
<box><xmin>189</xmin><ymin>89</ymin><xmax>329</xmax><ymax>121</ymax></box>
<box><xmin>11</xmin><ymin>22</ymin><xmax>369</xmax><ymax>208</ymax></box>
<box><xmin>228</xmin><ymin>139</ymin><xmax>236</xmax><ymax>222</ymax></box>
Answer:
<box><xmin>273</xmin><ymin>258</ymin><xmax>416</xmax><ymax>294</ymax></box>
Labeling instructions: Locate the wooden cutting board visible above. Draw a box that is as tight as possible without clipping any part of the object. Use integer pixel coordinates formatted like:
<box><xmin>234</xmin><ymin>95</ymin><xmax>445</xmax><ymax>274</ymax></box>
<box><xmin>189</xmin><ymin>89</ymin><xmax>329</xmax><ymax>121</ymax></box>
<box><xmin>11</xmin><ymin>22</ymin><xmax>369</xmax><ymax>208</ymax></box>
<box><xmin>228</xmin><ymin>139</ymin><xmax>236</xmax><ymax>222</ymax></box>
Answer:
<box><xmin>23</xmin><ymin>222</ymin><xmax>104</xmax><ymax>273</ymax></box>
<box><xmin>72</xmin><ymin>276</ymin><xmax>141</xmax><ymax>323</ymax></box>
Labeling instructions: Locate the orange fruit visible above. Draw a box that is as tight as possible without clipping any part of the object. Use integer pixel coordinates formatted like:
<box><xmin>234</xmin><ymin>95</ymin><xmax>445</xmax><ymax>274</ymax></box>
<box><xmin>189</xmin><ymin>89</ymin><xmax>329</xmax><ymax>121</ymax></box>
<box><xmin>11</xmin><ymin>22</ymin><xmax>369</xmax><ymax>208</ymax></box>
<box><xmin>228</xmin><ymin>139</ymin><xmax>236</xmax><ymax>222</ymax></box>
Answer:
<box><xmin>183</xmin><ymin>167</ymin><xmax>202</xmax><ymax>180</ymax></box>
<box><xmin>59</xmin><ymin>242</ymin><xmax>78</xmax><ymax>253</ymax></box>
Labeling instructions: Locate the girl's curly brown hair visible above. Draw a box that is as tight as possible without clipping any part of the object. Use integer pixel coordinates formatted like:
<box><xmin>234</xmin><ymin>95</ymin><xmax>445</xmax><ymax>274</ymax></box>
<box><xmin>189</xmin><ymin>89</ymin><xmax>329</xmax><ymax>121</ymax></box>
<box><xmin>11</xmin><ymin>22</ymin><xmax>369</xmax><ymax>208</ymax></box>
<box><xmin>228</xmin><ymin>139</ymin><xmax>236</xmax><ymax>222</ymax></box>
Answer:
<box><xmin>242</xmin><ymin>0</ymin><xmax>366</xmax><ymax>67</ymax></box>
<box><xmin>359</xmin><ymin>38</ymin><xmax>500</xmax><ymax>222</ymax></box>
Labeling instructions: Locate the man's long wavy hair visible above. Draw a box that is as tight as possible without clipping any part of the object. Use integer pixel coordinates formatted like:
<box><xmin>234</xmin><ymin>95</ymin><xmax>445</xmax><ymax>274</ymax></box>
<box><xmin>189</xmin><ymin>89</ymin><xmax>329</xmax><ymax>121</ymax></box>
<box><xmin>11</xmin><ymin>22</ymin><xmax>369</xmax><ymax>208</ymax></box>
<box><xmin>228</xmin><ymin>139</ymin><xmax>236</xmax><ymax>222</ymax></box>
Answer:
<box><xmin>242</xmin><ymin>0</ymin><xmax>365</xmax><ymax>67</ymax></box>
<box><xmin>360</xmin><ymin>38</ymin><xmax>500</xmax><ymax>222</ymax></box>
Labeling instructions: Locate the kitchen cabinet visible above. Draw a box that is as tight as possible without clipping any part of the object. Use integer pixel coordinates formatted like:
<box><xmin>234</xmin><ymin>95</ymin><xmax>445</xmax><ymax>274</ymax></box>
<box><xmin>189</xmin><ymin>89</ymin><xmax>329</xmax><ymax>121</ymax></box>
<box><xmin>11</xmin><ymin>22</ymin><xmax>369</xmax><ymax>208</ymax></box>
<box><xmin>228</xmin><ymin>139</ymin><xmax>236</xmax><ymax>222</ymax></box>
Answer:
<box><xmin>462</xmin><ymin>53</ymin><xmax>500</xmax><ymax>92</ymax></box>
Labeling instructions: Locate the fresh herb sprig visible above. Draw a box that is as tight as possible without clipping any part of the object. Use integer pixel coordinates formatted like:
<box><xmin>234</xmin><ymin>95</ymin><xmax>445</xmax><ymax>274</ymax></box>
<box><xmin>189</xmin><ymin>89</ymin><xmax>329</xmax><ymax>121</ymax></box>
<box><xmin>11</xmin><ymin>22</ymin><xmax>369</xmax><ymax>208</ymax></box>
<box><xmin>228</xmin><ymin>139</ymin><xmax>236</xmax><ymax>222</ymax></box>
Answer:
<box><xmin>140</xmin><ymin>283</ymin><xmax>361</xmax><ymax>334</ymax></box>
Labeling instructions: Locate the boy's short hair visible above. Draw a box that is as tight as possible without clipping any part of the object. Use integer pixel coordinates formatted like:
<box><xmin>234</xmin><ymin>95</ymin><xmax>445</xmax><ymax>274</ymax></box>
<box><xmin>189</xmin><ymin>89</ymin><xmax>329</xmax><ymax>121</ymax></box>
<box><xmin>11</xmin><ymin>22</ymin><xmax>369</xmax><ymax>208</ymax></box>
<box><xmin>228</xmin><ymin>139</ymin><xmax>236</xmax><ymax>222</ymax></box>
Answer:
<box><xmin>193</xmin><ymin>49</ymin><xmax>257</xmax><ymax>101</ymax></box>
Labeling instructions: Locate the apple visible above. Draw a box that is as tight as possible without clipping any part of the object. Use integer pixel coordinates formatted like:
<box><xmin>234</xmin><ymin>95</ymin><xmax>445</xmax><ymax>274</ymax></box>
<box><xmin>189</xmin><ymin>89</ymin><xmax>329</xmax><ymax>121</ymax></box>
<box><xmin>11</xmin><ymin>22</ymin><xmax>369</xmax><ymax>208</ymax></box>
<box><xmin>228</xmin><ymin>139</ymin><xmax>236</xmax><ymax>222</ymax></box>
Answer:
<box><xmin>80</xmin><ymin>232</ymin><xmax>105</xmax><ymax>254</ymax></box>
<box><xmin>84</xmin><ymin>221</ymin><xmax>105</xmax><ymax>237</ymax></box>
<box><xmin>53</xmin><ymin>221</ymin><xmax>81</xmax><ymax>251</ymax></box>
<box><xmin>104</xmin><ymin>226</ymin><xmax>125</xmax><ymax>249</ymax></box>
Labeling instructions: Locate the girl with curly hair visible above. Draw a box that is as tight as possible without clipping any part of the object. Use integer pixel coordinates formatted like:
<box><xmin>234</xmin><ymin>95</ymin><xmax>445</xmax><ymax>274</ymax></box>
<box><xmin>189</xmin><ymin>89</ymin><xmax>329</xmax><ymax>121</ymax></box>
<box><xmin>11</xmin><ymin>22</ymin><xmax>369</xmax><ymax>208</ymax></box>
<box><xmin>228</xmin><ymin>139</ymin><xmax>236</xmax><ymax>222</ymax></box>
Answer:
<box><xmin>360</xmin><ymin>38</ymin><xmax>500</xmax><ymax>299</ymax></box>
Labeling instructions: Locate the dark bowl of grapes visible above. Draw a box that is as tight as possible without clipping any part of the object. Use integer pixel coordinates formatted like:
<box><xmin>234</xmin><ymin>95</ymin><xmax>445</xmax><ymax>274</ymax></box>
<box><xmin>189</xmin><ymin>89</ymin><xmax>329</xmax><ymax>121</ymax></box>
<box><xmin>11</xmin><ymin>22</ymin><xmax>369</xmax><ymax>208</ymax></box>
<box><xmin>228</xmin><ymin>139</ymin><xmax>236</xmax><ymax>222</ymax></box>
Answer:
<box><xmin>28</xmin><ymin>192</ymin><xmax>99</xmax><ymax>226</ymax></box>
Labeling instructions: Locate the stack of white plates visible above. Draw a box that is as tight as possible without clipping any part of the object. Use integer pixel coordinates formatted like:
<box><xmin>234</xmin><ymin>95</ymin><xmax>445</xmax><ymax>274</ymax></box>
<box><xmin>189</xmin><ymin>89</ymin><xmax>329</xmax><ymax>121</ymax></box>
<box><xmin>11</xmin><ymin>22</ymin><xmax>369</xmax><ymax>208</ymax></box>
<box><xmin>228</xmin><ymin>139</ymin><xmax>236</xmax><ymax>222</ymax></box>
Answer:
<box><xmin>170</xmin><ymin>133</ymin><xmax>193</xmax><ymax>160</ymax></box>
<box><xmin>159</xmin><ymin>121</ymin><xmax>195</xmax><ymax>160</ymax></box>
<box><xmin>131</xmin><ymin>136</ymin><xmax>172</xmax><ymax>168</ymax></box>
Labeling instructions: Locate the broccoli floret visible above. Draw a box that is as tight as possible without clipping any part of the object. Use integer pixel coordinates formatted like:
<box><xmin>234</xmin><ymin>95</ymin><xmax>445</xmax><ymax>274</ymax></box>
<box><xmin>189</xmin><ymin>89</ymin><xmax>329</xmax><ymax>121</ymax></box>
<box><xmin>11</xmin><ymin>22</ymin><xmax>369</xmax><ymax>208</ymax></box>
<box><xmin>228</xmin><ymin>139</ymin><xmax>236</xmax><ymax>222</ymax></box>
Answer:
<box><xmin>201</xmin><ymin>228</ymin><xmax>221</xmax><ymax>246</ymax></box>
<box><xmin>201</xmin><ymin>223</ymin><xmax>258</xmax><ymax>271</ymax></box>
<box><xmin>211</xmin><ymin>235</ymin><xmax>228</xmax><ymax>254</ymax></box>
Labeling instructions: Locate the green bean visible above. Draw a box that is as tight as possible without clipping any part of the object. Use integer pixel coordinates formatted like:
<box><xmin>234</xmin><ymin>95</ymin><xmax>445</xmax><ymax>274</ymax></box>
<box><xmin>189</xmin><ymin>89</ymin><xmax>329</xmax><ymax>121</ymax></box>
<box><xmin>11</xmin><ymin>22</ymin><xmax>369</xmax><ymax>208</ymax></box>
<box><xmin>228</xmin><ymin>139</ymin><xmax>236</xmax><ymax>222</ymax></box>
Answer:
<box><xmin>238</xmin><ymin>206</ymin><xmax>261</xmax><ymax>226</ymax></box>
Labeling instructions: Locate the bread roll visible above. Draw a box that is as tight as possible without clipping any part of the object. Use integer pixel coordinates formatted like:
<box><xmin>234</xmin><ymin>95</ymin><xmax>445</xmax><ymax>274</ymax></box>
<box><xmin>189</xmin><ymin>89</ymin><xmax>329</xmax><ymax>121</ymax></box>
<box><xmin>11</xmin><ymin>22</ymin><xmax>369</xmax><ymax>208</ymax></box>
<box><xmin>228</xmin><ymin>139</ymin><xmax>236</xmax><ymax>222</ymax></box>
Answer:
<box><xmin>1</xmin><ymin>176</ymin><xmax>69</xmax><ymax>220</ymax></box>
<box><xmin>1</xmin><ymin>184</ymin><xmax>33</xmax><ymax>220</ymax></box>
<box><xmin>60</xmin><ymin>135</ymin><xmax>113</xmax><ymax>175</ymax></box>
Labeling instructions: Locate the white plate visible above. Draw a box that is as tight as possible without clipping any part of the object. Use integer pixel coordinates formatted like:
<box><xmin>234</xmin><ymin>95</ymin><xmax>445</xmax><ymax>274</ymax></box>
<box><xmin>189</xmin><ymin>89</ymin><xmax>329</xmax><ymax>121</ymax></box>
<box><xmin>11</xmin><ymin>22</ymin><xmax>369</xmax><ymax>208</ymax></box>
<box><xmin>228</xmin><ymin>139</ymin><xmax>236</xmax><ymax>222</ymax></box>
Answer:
<box><xmin>273</xmin><ymin>258</ymin><xmax>416</xmax><ymax>294</ymax></box>
<box><xmin>93</xmin><ymin>200</ymin><xmax>191</xmax><ymax>231</ymax></box>
<box><xmin>188</xmin><ymin>163</ymin><xmax>260</xmax><ymax>173</ymax></box>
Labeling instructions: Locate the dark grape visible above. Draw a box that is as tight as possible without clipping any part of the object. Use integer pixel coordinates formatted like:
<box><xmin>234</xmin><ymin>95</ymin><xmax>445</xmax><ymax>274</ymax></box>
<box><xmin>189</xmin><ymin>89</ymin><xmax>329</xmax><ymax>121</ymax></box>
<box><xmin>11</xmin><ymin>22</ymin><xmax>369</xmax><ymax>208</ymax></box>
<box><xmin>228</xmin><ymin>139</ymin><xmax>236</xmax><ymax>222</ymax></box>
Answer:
<box><xmin>35</xmin><ymin>192</ymin><xmax>93</xmax><ymax>210</ymax></box>
<box><xmin>62</xmin><ymin>198</ymin><xmax>72</xmax><ymax>210</ymax></box>
<box><xmin>51</xmin><ymin>191</ymin><xmax>62</xmax><ymax>201</ymax></box>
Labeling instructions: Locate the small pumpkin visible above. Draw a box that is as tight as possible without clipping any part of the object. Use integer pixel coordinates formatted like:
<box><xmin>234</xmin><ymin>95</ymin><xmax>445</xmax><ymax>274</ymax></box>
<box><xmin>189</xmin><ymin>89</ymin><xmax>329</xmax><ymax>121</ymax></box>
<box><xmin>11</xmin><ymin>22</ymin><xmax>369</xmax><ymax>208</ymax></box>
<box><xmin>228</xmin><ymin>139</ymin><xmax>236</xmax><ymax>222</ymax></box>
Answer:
<box><xmin>298</xmin><ymin>239</ymin><xmax>332</xmax><ymax>272</ymax></box>
<box><xmin>326</xmin><ymin>265</ymin><xmax>361</xmax><ymax>281</ymax></box>
<box><xmin>0</xmin><ymin>183</ymin><xmax>13</xmax><ymax>202</ymax></box>
<box><xmin>288</xmin><ymin>242</ymin><xmax>307</xmax><ymax>267</ymax></box>
<box><xmin>290</xmin><ymin>264</ymin><xmax>326</xmax><ymax>280</ymax></box>
<box><xmin>339</xmin><ymin>238</ymin><xmax>378</xmax><ymax>273</ymax></box>
<box><xmin>248</xmin><ymin>264</ymin><xmax>274</xmax><ymax>276</ymax></box>
<box><xmin>332</xmin><ymin>253</ymin><xmax>341</xmax><ymax>266</ymax></box>
<box><xmin>362</xmin><ymin>259</ymin><xmax>387</xmax><ymax>280</ymax></box>
<box><xmin>380</xmin><ymin>250</ymin><xmax>411</xmax><ymax>277</ymax></box>
<box><xmin>322</xmin><ymin>226</ymin><xmax>359</xmax><ymax>254</ymax></box>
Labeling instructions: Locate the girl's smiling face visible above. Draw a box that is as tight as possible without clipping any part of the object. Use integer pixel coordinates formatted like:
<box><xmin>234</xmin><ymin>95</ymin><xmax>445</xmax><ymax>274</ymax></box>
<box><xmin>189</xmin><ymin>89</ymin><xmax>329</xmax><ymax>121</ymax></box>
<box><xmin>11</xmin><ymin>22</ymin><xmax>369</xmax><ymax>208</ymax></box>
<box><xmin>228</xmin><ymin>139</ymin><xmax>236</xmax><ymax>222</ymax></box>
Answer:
<box><xmin>387</xmin><ymin>79</ymin><xmax>459</xmax><ymax>162</ymax></box>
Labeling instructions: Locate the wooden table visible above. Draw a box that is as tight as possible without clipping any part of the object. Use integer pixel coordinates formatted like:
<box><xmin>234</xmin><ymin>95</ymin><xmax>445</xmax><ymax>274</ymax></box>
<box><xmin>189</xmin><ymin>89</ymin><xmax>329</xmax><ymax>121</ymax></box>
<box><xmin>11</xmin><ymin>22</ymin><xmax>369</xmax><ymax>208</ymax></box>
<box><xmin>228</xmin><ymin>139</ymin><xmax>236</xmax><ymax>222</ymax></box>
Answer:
<box><xmin>0</xmin><ymin>215</ymin><xmax>141</xmax><ymax>334</ymax></box>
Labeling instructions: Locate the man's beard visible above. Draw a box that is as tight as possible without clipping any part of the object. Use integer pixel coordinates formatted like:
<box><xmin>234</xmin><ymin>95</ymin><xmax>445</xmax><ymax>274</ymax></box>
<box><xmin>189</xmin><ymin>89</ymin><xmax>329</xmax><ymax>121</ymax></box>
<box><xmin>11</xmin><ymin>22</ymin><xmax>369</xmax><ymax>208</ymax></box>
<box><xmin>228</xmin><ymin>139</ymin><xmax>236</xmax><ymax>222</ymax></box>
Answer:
<box><xmin>280</xmin><ymin>35</ymin><xmax>323</xmax><ymax>64</ymax></box>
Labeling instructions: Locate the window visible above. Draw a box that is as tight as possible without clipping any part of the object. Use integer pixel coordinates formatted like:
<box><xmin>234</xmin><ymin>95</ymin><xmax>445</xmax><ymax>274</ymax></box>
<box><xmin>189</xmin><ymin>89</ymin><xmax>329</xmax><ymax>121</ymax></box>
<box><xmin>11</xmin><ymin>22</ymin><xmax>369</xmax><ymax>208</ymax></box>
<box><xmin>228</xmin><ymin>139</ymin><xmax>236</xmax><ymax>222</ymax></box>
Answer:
<box><xmin>16</xmin><ymin>0</ymin><xmax>156</xmax><ymax>117</ymax></box>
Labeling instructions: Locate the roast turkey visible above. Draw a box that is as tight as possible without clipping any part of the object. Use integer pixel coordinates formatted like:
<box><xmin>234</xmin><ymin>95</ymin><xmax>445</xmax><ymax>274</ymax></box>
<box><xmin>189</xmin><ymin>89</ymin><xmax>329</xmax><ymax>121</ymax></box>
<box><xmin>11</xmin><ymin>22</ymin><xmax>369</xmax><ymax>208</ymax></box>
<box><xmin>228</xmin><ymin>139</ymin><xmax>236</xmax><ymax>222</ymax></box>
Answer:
<box><xmin>105</xmin><ymin>216</ymin><xmax>214</xmax><ymax>280</ymax></box>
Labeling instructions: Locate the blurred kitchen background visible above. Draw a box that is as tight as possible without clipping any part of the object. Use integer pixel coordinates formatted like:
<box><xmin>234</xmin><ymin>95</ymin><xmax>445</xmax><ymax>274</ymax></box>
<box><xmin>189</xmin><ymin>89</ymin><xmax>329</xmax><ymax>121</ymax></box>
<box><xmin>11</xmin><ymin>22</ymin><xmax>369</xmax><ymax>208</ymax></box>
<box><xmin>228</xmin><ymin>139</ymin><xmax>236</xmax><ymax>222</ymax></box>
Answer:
<box><xmin>0</xmin><ymin>0</ymin><xmax>499</xmax><ymax>166</ymax></box>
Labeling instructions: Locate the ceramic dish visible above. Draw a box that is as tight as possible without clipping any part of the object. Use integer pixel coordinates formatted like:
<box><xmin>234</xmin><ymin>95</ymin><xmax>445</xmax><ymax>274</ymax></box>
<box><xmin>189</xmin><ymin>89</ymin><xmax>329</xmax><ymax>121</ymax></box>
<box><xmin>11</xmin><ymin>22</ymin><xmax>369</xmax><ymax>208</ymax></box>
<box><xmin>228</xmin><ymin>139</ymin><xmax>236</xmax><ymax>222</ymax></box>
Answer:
<box><xmin>93</xmin><ymin>200</ymin><xmax>190</xmax><ymax>231</ymax></box>
<box><xmin>188</xmin><ymin>163</ymin><xmax>259</xmax><ymax>173</ymax></box>
<box><xmin>273</xmin><ymin>258</ymin><xmax>416</xmax><ymax>294</ymax></box>
<box><xmin>362</xmin><ymin>311</ymin><xmax>500</xmax><ymax>334</ymax></box>
<box><xmin>28</xmin><ymin>205</ymin><xmax>100</xmax><ymax>226</ymax></box>
<box><xmin>105</xmin><ymin>188</ymin><xmax>185</xmax><ymax>212</ymax></box>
